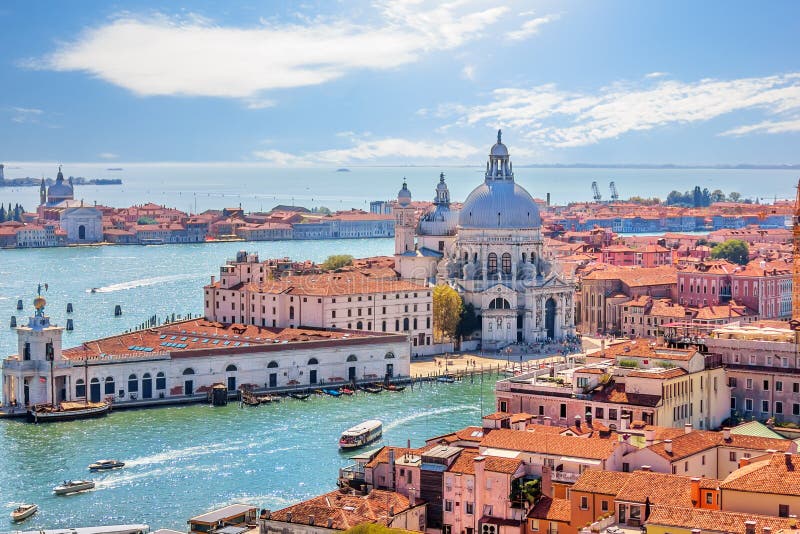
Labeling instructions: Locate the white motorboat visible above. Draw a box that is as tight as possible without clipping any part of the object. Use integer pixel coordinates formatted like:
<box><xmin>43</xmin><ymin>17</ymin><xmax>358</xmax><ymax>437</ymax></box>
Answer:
<box><xmin>339</xmin><ymin>419</ymin><xmax>382</xmax><ymax>449</ymax></box>
<box><xmin>53</xmin><ymin>480</ymin><xmax>95</xmax><ymax>495</ymax></box>
<box><xmin>10</xmin><ymin>504</ymin><xmax>38</xmax><ymax>522</ymax></box>
<box><xmin>89</xmin><ymin>459</ymin><xmax>125</xmax><ymax>471</ymax></box>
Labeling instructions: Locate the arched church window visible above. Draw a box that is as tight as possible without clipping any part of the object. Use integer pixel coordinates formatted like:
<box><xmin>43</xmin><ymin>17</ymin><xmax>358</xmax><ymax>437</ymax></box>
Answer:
<box><xmin>488</xmin><ymin>253</ymin><xmax>498</xmax><ymax>275</ymax></box>
<box><xmin>522</xmin><ymin>253</ymin><xmax>527</xmax><ymax>263</ymax></box>
<box><xmin>502</xmin><ymin>253</ymin><xmax>512</xmax><ymax>275</ymax></box>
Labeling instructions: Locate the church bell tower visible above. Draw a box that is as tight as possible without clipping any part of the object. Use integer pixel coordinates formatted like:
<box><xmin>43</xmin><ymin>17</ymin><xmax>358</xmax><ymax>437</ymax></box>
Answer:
<box><xmin>394</xmin><ymin>181</ymin><xmax>415</xmax><ymax>255</ymax></box>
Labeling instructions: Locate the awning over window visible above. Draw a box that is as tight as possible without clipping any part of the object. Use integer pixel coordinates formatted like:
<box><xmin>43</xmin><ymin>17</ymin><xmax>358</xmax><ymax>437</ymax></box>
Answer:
<box><xmin>559</xmin><ymin>456</ymin><xmax>602</xmax><ymax>465</ymax></box>
<box><xmin>482</xmin><ymin>448</ymin><xmax>521</xmax><ymax>458</ymax></box>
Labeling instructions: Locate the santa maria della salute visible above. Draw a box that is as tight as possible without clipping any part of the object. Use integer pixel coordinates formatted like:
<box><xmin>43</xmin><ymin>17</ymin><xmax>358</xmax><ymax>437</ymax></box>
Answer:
<box><xmin>394</xmin><ymin>131</ymin><xmax>577</xmax><ymax>349</ymax></box>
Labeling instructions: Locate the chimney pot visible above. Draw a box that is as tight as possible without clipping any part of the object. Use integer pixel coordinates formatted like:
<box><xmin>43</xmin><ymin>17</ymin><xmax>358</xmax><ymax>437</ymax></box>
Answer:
<box><xmin>543</xmin><ymin>416</ymin><xmax>552</xmax><ymax>426</ymax></box>
<box><xmin>287</xmin><ymin>512</ymin><xmax>293</xmax><ymax>523</ymax></box>
<box><xmin>723</xmin><ymin>427</ymin><xmax>731</xmax><ymax>441</ymax></box>
<box><xmin>309</xmin><ymin>515</ymin><xmax>315</xmax><ymax>525</ymax></box>
<box><xmin>745</xmin><ymin>520</ymin><xmax>757</xmax><ymax>534</ymax></box>
<box><xmin>327</xmin><ymin>518</ymin><xmax>334</xmax><ymax>528</ymax></box>
<box><xmin>664</xmin><ymin>439</ymin><xmax>673</xmax><ymax>454</ymax></box>
<box><xmin>763</xmin><ymin>528</ymin><xmax>772</xmax><ymax>534</ymax></box>
<box><xmin>641</xmin><ymin>465</ymin><xmax>652</xmax><ymax>472</ymax></box>
<box><xmin>685</xmin><ymin>423</ymin><xmax>693</xmax><ymax>434</ymax></box>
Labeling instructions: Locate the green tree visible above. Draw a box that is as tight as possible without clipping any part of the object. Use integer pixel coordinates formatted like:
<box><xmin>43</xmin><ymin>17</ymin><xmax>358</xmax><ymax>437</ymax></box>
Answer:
<box><xmin>0</xmin><ymin>205</ymin><xmax>5</xmax><ymax>222</ymax></box>
<box><xmin>432</xmin><ymin>284</ymin><xmax>463</xmax><ymax>343</ymax></box>
<box><xmin>728</xmin><ymin>191</ymin><xmax>742</xmax><ymax>202</ymax></box>
<box><xmin>456</xmin><ymin>302</ymin><xmax>481</xmax><ymax>338</ymax></box>
<box><xmin>137</xmin><ymin>216</ymin><xmax>158</xmax><ymax>225</ymax></box>
<box><xmin>316</xmin><ymin>206</ymin><xmax>331</xmax><ymax>215</ymax></box>
<box><xmin>710</xmin><ymin>189</ymin><xmax>726</xmax><ymax>203</ymax></box>
<box><xmin>321</xmin><ymin>254</ymin><xmax>353</xmax><ymax>270</ymax></box>
<box><xmin>710</xmin><ymin>239</ymin><xmax>749</xmax><ymax>265</ymax></box>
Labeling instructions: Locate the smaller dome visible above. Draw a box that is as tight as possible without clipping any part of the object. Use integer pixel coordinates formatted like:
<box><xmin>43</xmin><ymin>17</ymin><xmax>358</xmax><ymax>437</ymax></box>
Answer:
<box><xmin>490</xmin><ymin>129</ymin><xmax>508</xmax><ymax>157</ymax></box>
<box><xmin>397</xmin><ymin>181</ymin><xmax>412</xmax><ymax>206</ymax></box>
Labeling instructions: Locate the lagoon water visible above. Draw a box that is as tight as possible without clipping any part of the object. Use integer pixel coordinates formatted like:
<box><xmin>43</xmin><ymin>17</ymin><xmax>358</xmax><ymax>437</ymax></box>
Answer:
<box><xmin>0</xmin><ymin>238</ymin><xmax>502</xmax><ymax>532</ymax></box>
<box><xmin>1</xmin><ymin>165</ymin><xmax>796</xmax><ymax>213</ymax></box>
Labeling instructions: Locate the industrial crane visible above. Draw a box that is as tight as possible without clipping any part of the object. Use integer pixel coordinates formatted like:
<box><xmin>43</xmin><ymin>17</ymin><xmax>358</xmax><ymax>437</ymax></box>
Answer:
<box><xmin>591</xmin><ymin>181</ymin><xmax>602</xmax><ymax>203</ymax></box>
<box><xmin>609</xmin><ymin>181</ymin><xmax>619</xmax><ymax>202</ymax></box>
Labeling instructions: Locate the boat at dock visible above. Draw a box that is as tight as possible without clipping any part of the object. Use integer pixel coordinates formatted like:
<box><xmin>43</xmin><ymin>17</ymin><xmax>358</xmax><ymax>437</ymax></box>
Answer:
<box><xmin>340</xmin><ymin>387</ymin><xmax>355</xmax><ymax>395</ymax></box>
<box><xmin>10</xmin><ymin>504</ymin><xmax>38</xmax><ymax>522</ymax></box>
<box><xmin>29</xmin><ymin>400</ymin><xmax>111</xmax><ymax>423</ymax></box>
<box><xmin>384</xmin><ymin>384</ymin><xmax>406</xmax><ymax>392</ymax></box>
<box><xmin>53</xmin><ymin>480</ymin><xmax>95</xmax><ymax>495</ymax></box>
<box><xmin>18</xmin><ymin>525</ymin><xmax>149</xmax><ymax>534</ymax></box>
<box><xmin>89</xmin><ymin>459</ymin><xmax>125</xmax><ymax>471</ymax></box>
<box><xmin>360</xmin><ymin>385</ymin><xmax>382</xmax><ymax>394</ymax></box>
<box><xmin>289</xmin><ymin>392</ymin><xmax>310</xmax><ymax>400</ymax></box>
<box><xmin>322</xmin><ymin>388</ymin><xmax>341</xmax><ymax>397</ymax></box>
<box><xmin>339</xmin><ymin>419</ymin><xmax>382</xmax><ymax>449</ymax></box>
<box><xmin>436</xmin><ymin>375</ymin><xmax>457</xmax><ymax>383</ymax></box>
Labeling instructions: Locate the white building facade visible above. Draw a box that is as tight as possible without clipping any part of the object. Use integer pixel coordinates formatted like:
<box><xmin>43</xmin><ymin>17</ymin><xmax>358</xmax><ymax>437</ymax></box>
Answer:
<box><xmin>2</xmin><ymin>300</ymin><xmax>410</xmax><ymax>409</ymax></box>
<box><xmin>60</xmin><ymin>205</ymin><xmax>103</xmax><ymax>243</ymax></box>
<box><xmin>395</xmin><ymin>132</ymin><xmax>576</xmax><ymax>350</ymax></box>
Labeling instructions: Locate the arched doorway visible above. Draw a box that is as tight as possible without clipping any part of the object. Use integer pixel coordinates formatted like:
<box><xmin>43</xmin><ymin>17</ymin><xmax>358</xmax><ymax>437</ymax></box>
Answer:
<box><xmin>308</xmin><ymin>358</ymin><xmax>318</xmax><ymax>384</ymax></box>
<box><xmin>267</xmin><ymin>361</ymin><xmax>278</xmax><ymax>388</ymax></box>
<box><xmin>225</xmin><ymin>364</ymin><xmax>237</xmax><ymax>391</ymax></box>
<box><xmin>142</xmin><ymin>373</ymin><xmax>153</xmax><ymax>399</ymax></box>
<box><xmin>90</xmin><ymin>378</ymin><xmax>101</xmax><ymax>402</ymax></box>
<box><xmin>182</xmin><ymin>368</ymin><xmax>195</xmax><ymax>395</ymax></box>
<box><xmin>545</xmin><ymin>298</ymin><xmax>557</xmax><ymax>340</ymax></box>
<box><xmin>78</xmin><ymin>225</ymin><xmax>86</xmax><ymax>240</ymax></box>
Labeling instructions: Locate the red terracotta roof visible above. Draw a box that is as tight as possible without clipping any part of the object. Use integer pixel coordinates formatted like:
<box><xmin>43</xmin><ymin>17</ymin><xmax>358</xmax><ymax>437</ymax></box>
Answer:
<box><xmin>480</xmin><ymin>429</ymin><xmax>619</xmax><ymax>460</ymax></box>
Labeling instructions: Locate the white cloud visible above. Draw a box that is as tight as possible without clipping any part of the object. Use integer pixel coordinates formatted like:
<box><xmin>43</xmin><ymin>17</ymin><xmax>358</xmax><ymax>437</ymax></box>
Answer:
<box><xmin>439</xmin><ymin>73</ymin><xmax>800</xmax><ymax>147</ymax></box>
<box><xmin>245</xmin><ymin>99</ymin><xmax>276</xmax><ymax>110</ymax></box>
<box><xmin>720</xmin><ymin>117</ymin><xmax>800</xmax><ymax>136</ymax></box>
<box><xmin>462</xmin><ymin>64</ymin><xmax>476</xmax><ymax>80</ymax></box>
<box><xmin>29</xmin><ymin>2</ymin><xmax>513</xmax><ymax>100</ymax></box>
<box><xmin>507</xmin><ymin>14</ymin><xmax>558</xmax><ymax>41</ymax></box>
<box><xmin>645</xmin><ymin>71</ymin><xmax>668</xmax><ymax>78</ymax></box>
<box><xmin>252</xmin><ymin>136</ymin><xmax>480</xmax><ymax>166</ymax></box>
<box><xmin>10</xmin><ymin>107</ymin><xmax>43</xmax><ymax>123</ymax></box>
<box><xmin>98</xmin><ymin>152</ymin><xmax>119</xmax><ymax>159</ymax></box>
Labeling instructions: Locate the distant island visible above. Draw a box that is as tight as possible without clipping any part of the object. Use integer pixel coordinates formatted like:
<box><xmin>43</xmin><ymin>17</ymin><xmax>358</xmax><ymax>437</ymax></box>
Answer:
<box><xmin>106</xmin><ymin>167</ymin><xmax>124</xmax><ymax>171</ymax></box>
<box><xmin>0</xmin><ymin>176</ymin><xmax>122</xmax><ymax>187</ymax></box>
<box><xmin>336</xmin><ymin>168</ymin><xmax>351</xmax><ymax>172</ymax></box>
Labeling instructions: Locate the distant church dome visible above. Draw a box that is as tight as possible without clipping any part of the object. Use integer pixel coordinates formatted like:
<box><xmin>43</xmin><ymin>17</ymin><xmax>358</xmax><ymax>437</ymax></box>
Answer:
<box><xmin>458</xmin><ymin>131</ymin><xmax>541</xmax><ymax>229</ymax></box>
<box><xmin>47</xmin><ymin>165</ymin><xmax>74</xmax><ymax>205</ymax></box>
<box><xmin>397</xmin><ymin>181</ymin><xmax>412</xmax><ymax>206</ymax></box>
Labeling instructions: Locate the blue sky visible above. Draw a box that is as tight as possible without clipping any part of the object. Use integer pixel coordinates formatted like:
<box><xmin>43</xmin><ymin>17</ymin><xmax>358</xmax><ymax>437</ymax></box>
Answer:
<box><xmin>1</xmin><ymin>0</ymin><xmax>799</xmax><ymax>166</ymax></box>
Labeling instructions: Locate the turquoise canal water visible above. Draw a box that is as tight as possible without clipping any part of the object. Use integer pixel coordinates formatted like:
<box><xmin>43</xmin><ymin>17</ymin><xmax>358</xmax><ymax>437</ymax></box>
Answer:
<box><xmin>0</xmin><ymin>377</ymin><xmax>497</xmax><ymax>532</ymax></box>
<box><xmin>0</xmin><ymin>239</ymin><xmax>500</xmax><ymax>531</ymax></box>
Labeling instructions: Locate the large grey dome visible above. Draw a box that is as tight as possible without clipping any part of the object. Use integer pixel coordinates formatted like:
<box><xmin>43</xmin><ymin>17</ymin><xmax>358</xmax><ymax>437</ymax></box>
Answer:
<box><xmin>458</xmin><ymin>180</ymin><xmax>540</xmax><ymax>229</ymax></box>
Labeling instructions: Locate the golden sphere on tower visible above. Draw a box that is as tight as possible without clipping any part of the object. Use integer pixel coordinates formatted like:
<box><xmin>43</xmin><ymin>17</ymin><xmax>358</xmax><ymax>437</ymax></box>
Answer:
<box><xmin>33</xmin><ymin>295</ymin><xmax>46</xmax><ymax>310</ymax></box>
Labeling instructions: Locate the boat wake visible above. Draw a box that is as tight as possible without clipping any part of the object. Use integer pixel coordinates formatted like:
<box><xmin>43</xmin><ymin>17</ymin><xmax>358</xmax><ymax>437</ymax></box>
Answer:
<box><xmin>383</xmin><ymin>405</ymin><xmax>478</xmax><ymax>432</ymax></box>
<box><xmin>124</xmin><ymin>441</ymin><xmax>246</xmax><ymax>468</ymax></box>
<box><xmin>87</xmin><ymin>274</ymin><xmax>200</xmax><ymax>293</ymax></box>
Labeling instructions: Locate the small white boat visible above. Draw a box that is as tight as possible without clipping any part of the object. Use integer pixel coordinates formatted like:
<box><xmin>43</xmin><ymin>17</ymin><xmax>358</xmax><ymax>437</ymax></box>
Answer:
<box><xmin>89</xmin><ymin>459</ymin><xmax>125</xmax><ymax>471</ymax></box>
<box><xmin>53</xmin><ymin>480</ymin><xmax>95</xmax><ymax>495</ymax></box>
<box><xmin>339</xmin><ymin>419</ymin><xmax>382</xmax><ymax>450</ymax></box>
<box><xmin>19</xmin><ymin>525</ymin><xmax>148</xmax><ymax>534</ymax></box>
<box><xmin>10</xmin><ymin>504</ymin><xmax>38</xmax><ymax>522</ymax></box>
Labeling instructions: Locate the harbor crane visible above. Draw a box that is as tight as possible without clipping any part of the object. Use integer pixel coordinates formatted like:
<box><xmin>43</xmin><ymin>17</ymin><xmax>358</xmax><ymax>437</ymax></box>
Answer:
<box><xmin>591</xmin><ymin>181</ymin><xmax>602</xmax><ymax>203</ymax></box>
<box><xmin>610</xmin><ymin>181</ymin><xmax>619</xmax><ymax>202</ymax></box>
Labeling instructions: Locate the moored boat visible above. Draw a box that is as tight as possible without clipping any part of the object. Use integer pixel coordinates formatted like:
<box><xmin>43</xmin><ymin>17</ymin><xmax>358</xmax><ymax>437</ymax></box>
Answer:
<box><xmin>385</xmin><ymin>384</ymin><xmax>406</xmax><ymax>392</ymax></box>
<box><xmin>53</xmin><ymin>480</ymin><xmax>95</xmax><ymax>495</ymax></box>
<box><xmin>89</xmin><ymin>459</ymin><xmax>125</xmax><ymax>471</ymax></box>
<box><xmin>339</xmin><ymin>419</ymin><xmax>382</xmax><ymax>449</ymax></box>
<box><xmin>322</xmin><ymin>388</ymin><xmax>341</xmax><ymax>397</ymax></box>
<box><xmin>10</xmin><ymin>504</ymin><xmax>38</xmax><ymax>522</ymax></box>
<box><xmin>340</xmin><ymin>387</ymin><xmax>355</xmax><ymax>396</ymax></box>
<box><xmin>28</xmin><ymin>400</ymin><xmax>111</xmax><ymax>423</ymax></box>
<box><xmin>436</xmin><ymin>375</ymin><xmax>456</xmax><ymax>383</ymax></box>
<box><xmin>289</xmin><ymin>392</ymin><xmax>310</xmax><ymax>400</ymax></box>
<box><xmin>361</xmin><ymin>385</ymin><xmax>382</xmax><ymax>394</ymax></box>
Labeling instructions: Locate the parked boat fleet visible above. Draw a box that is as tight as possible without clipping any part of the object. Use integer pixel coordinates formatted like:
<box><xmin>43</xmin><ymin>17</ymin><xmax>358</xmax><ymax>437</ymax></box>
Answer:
<box><xmin>240</xmin><ymin>381</ymin><xmax>406</xmax><ymax>406</ymax></box>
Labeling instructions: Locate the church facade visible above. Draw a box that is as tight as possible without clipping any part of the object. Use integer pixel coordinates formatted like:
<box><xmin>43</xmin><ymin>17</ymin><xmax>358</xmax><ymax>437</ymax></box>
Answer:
<box><xmin>395</xmin><ymin>132</ymin><xmax>576</xmax><ymax>349</ymax></box>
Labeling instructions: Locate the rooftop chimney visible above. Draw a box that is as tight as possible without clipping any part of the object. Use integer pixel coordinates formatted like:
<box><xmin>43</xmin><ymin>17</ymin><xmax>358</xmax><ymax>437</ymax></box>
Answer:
<box><xmin>644</xmin><ymin>428</ymin><xmax>655</xmax><ymax>446</ymax></box>
<box><xmin>723</xmin><ymin>427</ymin><xmax>731</xmax><ymax>441</ymax></box>
<box><xmin>574</xmin><ymin>415</ymin><xmax>582</xmax><ymax>430</ymax></box>
<box><xmin>621</xmin><ymin>414</ymin><xmax>630</xmax><ymax>431</ymax></box>
<box><xmin>786</xmin><ymin>451</ymin><xmax>794</xmax><ymax>470</ymax></box>
<box><xmin>664</xmin><ymin>440</ymin><xmax>673</xmax><ymax>454</ymax></box>
<box><xmin>685</xmin><ymin>423</ymin><xmax>693</xmax><ymax>434</ymax></box>
<box><xmin>745</xmin><ymin>520</ymin><xmax>757</xmax><ymax>534</ymax></box>
<box><xmin>389</xmin><ymin>505</ymin><xmax>395</xmax><ymax>517</ymax></box>
<box><xmin>641</xmin><ymin>465</ymin><xmax>652</xmax><ymax>472</ymax></box>
<box><xmin>327</xmin><ymin>518</ymin><xmax>334</xmax><ymax>529</ymax></box>
<box><xmin>543</xmin><ymin>416</ymin><xmax>552</xmax><ymax>426</ymax></box>
<box><xmin>763</xmin><ymin>528</ymin><xmax>772</xmax><ymax>534</ymax></box>
<box><xmin>286</xmin><ymin>512</ymin><xmax>293</xmax><ymax>523</ymax></box>
<box><xmin>585</xmin><ymin>411</ymin><xmax>593</xmax><ymax>425</ymax></box>
<box><xmin>788</xmin><ymin>515</ymin><xmax>797</xmax><ymax>529</ymax></box>
<box><xmin>739</xmin><ymin>457</ymin><xmax>750</xmax><ymax>469</ymax></box>
<box><xmin>308</xmin><ymin>515</ymin><xmax>315</xmax><ymax>526</ymax></box>
<box><xmin>690</xmin><ymin>477</ymin><xmax>700</xmax><ymax>507</ymax></box>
